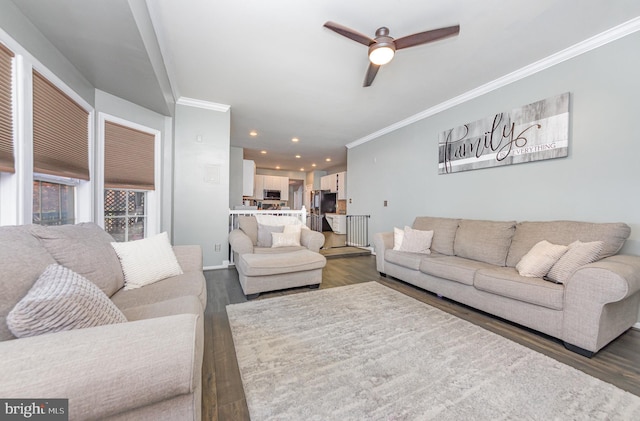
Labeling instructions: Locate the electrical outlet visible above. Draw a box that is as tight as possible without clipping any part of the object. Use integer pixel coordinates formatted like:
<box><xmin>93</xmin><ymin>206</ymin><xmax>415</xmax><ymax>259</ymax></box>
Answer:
<box><xmin>384</xmin><ymin>200</ymin><xmax>388</xmax><ymax>207</ymax></box>
<box><xmin>214</xmin><ymin>243</ymin><xmax>221</xmax><ymax>252</ymax></box>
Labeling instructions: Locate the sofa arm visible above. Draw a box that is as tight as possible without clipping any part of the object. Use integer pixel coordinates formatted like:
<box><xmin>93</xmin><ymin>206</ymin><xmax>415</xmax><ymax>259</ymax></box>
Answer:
<box><xmin>373</xmin><ymin>231</ymin><xmax>394</xmax><ymax>274</ymax></box>
<box><xmin>563</xmin><ymin>254</ymin><xmax>640</xmax><ymax>352</ymax></box>
<box><xmin>0</xmin><ymin>314</ymin><xmax>203</xmax><ymax>420</ymax></box>
<box><xmin>301</xmin><ymin>229</ymin><xmax>325</xmax><ymax>252</ymax></box>
<box><xmin>229</xmin><ymin>229</ymin><xmax>254</xmax><ymax>255</ymax></box>
<box><xmin>173</xmin><ymin>245</ymin><xmax>203</xmax><ymax>272</ymax></box>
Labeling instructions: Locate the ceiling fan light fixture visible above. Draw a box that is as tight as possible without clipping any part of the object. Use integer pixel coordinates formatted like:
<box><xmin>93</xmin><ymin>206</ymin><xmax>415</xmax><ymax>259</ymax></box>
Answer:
<box><xmin>368</xmin><ymin>43</ymin><xmax>395</xmax><ymax>65</ymax></box>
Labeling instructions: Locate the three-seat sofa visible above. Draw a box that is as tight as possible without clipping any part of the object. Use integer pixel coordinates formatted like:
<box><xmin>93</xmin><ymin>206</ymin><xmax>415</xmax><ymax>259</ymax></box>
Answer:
<box><xmin>374</xmin><ymin>217</ymin><xmax>640</xmax><ymax>356</ymax></box>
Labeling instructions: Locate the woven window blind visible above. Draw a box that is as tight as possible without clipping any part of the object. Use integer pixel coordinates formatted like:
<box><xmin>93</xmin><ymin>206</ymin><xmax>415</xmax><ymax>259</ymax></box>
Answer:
<box><xmin>104</xmin><ymin>121</ymin><xmax>155</xmax><ymax>190</ymax></box>
<box><xmin>32</xmin><ymin>70</ymin><xmax>90</xmax><ymax>180</ymax></box>
<box><xmin>0</xmin><ymin>44</ymin><xmax>14</xmax><ymax>173</ymax></box>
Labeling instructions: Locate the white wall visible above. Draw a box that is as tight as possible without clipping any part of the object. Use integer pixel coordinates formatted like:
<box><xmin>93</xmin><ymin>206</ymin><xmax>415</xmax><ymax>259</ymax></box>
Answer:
<box><xmin>173</xmin><ymin>104</ymin><xmax>230</xmax><ymax>268</ymax></box>
<box><xmin>348</xmin><ymin>30</ymin><xmax>640</xmax><ymax>257</ymax></box>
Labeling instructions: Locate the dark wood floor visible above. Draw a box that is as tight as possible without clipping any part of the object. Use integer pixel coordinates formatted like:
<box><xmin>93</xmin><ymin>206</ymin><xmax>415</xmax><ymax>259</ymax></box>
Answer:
<box><xmin>202</xmin><ymin>255</ymin><xmax>640</xmax><ymax>421</ymax></box>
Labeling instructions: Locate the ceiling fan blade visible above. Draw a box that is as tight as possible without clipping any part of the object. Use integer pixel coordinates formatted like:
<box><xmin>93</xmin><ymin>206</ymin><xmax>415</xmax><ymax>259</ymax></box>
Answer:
<box><xmin>394</xmin><ymin>25</ymin><xmax>460</xmax><ymax>50</ymax></box>
<box><xmin>324</xmin><ymin>21</ymin><xmax>374</xmax><ymax>46</ymax></box>
<box><xmin>363</xmin><ymin>63</ymin><xmax>380</xmax><ymax>87</ymax></box>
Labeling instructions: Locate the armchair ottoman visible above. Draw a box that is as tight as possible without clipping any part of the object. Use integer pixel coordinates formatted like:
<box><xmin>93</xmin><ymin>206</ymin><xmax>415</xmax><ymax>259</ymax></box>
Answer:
<box><xmin>229</xmin><ymin>216</ymin><xmax>327</xmax><ymax>299</ymax></box>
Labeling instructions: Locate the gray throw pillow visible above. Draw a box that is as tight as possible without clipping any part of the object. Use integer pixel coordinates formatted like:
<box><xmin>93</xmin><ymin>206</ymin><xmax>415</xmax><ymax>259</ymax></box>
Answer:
<box><xmin>7</xmin><ymin>264</ymin><xmax>127</xmax><ymax>338</ymax></box>
<box><xmin>257</xmin><ymin>224</ymin><xmax>284</xmax><ymax>247</ymax></box>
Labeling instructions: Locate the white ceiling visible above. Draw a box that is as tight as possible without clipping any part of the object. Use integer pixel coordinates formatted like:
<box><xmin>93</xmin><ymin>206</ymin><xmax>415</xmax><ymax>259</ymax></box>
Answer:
<box><xmin>9</xmin><ymin>0</ymin><xmax>640</xmax><ymax>172</ymax></box>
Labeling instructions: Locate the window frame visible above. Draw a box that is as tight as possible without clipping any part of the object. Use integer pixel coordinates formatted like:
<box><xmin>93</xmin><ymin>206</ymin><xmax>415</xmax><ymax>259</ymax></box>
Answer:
<box><xmin>96</xmin><ymin>112</ymin><xmax>161</xmax><ymax>238</ymax></box>
<box><xmin>0</xmin><ymin>30</ymin><xmax>94</xmax><ymax>226</ymax></box>
<box><xmin>32</xmin><ymin>174</ymin><xmax>78</xmax><ymax>226</ymax></box>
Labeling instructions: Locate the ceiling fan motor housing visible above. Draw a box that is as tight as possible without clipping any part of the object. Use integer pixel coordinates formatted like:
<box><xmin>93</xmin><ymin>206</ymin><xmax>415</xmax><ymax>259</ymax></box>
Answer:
<box><xmin>368</xmin><ymin>27</ymin><xmax>396</xmax><ymax>65</ymax></box>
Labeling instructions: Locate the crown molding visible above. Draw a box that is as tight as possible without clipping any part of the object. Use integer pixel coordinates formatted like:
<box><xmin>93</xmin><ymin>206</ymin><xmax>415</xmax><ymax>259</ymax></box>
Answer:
<box><xmin>176</xmin><ymin>96</ymin><xmax>230</xmax><ymax>112</ymax></box>
<box><xmin>346</xmin><ymin>16</ymin><xmax>640</xmax><ymax>150</ymax></box>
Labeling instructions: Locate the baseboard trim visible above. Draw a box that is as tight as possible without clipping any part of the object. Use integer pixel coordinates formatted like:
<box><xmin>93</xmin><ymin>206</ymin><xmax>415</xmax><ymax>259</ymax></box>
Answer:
<box><xmin>633</xmin><ymin>322</ymin><xmax>640</xmax><ymax>331</ymax></box>
<box><xmin>203</xmin><ymin>261</ymin><xmax>230</xmax><ymax>271</ymax></box>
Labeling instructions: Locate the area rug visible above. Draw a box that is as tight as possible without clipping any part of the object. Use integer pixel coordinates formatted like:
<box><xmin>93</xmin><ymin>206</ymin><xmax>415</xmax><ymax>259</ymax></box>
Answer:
<box><xmin>226</xmin><ymin>282</ymin><xmax>640</xmax><ymax>420</ymax></box>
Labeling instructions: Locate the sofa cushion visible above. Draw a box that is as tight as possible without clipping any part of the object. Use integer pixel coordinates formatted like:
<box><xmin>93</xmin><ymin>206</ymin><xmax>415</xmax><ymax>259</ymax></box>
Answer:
<box><xmin>254</xmin><ymin>245</ymin><xmax>307</xmax><ymax>254</ymax></box>
<box><xmin>384</xmin><ymin>249</ymin><xmax>426</xmax><ymax>271</ymax></box>
<box><xmin>122</xmin><ymin>295</ymin><xmax>203</xmax><ymax>321</ymax></box>
<box><xmin>474</xmin><ymin>267</ymin><xmax>565</xmax><ymax>310</ymax></box>
<box><xmin>547</xmin><ymin>240</ymin><xmax>604</xmax><ymax>284</ymax></box>
<box><xmin>412</xmin><ymin>217</ymin><xmax>460</xmax><ymax>255</ymax></box>
<box><xmin>454</xmin><ymin>220</ymin><xmax>516</xmax><ymax>266</ymax></box>
<box><xmin>420</xmin><ymin>256</ymin><xmax>496</xmax><ymax>286</ymax></box>
<box><xmin>505</xmin><ymin>221</ymin><xmax>630</xmax><ymax>267</ymax></box>
<box><xmin>29</xmin><ymin>222</ymin><xmax>124</xmax><ymax>297</ymax></box>
<box><xmin>111</xmin><ymin>272</ymin><xmax>207</xmax><ymax>312</ymax></box>
<box><xmin>238</xmin><ymin>249</ymin><xmax>326</xmax><ymax>277</ymax></box>
<box><xmin>238</xmin><ymin>216</ymin><xmax>259</xmax><ymax>245</ymax></box>
<box><xmin>7</xmin><ymin>264</ymin><xmax>127</xmax><ymax>338</ymax></box>
<box><xmin>0</xmin><ymin>225</ymin><xmax>56</xmax><ymax>341</ymax></box>
<box><xmin>516</xmin><ymin>240</ymin><xmax>568</xmax><ymax>278</ymax></box>
<box><xmin>111</xmin><ymin>232</ymin><xmax>184</xmax><ymax>290</ymax></box>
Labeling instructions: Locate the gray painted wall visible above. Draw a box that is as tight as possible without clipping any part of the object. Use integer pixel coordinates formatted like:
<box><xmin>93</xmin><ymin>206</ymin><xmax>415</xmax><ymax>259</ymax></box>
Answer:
<box><xmin>229</xmin><ymin>147</ymin><xmax>244</xmax><ymax>208</ymax></box>
<box><xmin>348</xmin><ymin>31</ymin><xmax>640</xmax><ymax>257</ymax></box>
<box><xmin>0</xmin><ymin>0</ymin><xmax>94</xmax><ymax>104</ymax></box>
<box><xmin>94</xmin><ymin>90</ymin><xmax>174</xmax><ymax>236</ymax></box>
<box><xmin>173</xmin><ymin>104</ymin><xmax>230</xmax><ymax>267</ymax></box>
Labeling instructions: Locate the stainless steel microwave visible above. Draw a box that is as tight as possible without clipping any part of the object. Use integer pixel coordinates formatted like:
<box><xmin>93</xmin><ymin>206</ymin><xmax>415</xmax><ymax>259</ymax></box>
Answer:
<box><xmin>264</xmin><ymin>189</ymin><xmax>281</xmax><ymax>200</ymax></box>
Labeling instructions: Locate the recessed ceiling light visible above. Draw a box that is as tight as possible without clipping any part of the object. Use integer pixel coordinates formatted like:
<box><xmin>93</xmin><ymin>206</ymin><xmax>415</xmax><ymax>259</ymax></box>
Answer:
<box><xmin>300</xmin><ymin>168</ymin><xmax>304</xmax><ymax>171</ymax></box>
<box><xmin>292</xmin><ymin>137</ymin><xmax>299</xmax><ymax>142</ymax></box>
<box><xmin>325</xmin><ymin>158</ymin><xmax>332</xmax><ymax>162</ymax></box>
<box><xmin>276</xmin><ymin>166</ymin><xmax>280</xmax><ymax>169</ymax></box>
<box><xmin>312</xmin><ymin>163</ymin><xmax>316</xmax><ymax>167</ymax></box>
<box><xmin>260</xmin><ymin>150</ymin><xmax>267</xmax><ymax>154</ymax></box>
<box><xmin>249</xmin><ymin>130</ymin><xmax>258</xmax><ymax>137</ymax></box>
<box><xmin>295</xmin><ymin>155</ymin><xmax>301</xmax><ymax>159</ymax></box>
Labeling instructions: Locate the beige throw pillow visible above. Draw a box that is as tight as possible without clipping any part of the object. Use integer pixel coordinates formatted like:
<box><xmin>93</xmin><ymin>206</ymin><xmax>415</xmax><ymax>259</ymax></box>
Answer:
<box><xmin>399</xmin><ymin>226</ymin><xmax>433</xmax><ymax>254</ymax></box>
<box><xmin>111</xmin><ymin>232</ymin><xmax>183</xmax><ymax>290</ymax></box>
<box><xmin>547</xmin><ymin>240</ymin><xmax>604</xmax><ymax>283</ymax></box>
<box><xmin>516</xmin><ymin>240</ymin><xmax>568</xmax><ymax>278</ymax></box>
<box><xmin>7</xmin><ymin>264</ymin><xmax>127</xmax><ymax>338</ymax></box>
<box><xmin>271</xmin><ymin>232</ymin><xmax>301</xmax><ymax>247</ymax></box>
<box><xmin>392</xmin><ymin>227</ymin><xmax>405</xmax><ymax>250</ymax></box>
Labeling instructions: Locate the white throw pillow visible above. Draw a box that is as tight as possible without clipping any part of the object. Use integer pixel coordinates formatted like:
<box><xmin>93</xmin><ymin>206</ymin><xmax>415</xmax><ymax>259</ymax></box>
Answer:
<box><xmin>547</xmin><ymin>240</ymin><xmax>604</xmax><ymax>283</ymax></box>
<box><xmin>516</xmin><ymin>240</ymin><xmax>568</xmax><ymax>278</ymax></box>
<box><xmin>7</xmin><ymin>264</ymin><xmax>127</xmax><ymax>338</ymax></box>
<box><xmin>111</xmin><ymin>232</ymin><xmax>183</xmax><ymax>290</ymax></box>
<box><xmin>393</xmin><ymin>227</ymin><xmax>405</xmax><ymax>250</ymax></box>
<box><xmin>271</xmin><ymin>231</ymin><xmax>302</xmax><ymax>248</ymax></box>
<box><xmin>399</xmin><ymin>226</ymin><xmax>433</xmax><ymax>254</ymax></box>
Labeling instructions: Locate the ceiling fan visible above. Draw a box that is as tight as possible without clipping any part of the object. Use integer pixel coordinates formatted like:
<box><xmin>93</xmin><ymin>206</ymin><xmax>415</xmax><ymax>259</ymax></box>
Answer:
<box><xmin>323</xmin><ymin>21</ymin><xmax>460</xmax><ymax>87</ymax></box>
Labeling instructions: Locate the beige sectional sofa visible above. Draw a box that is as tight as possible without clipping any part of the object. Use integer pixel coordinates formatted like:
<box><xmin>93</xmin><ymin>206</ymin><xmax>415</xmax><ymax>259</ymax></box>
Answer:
<box><xmin>374</xmin><ymin>217</ymin><xmax>640</xmax><ymax>356</ymax></box>
<box><xmin>229</xmin><ymin>215</ymin><xmax>326</xmax><ymax>299</ymax></box>
<box><xmin>0</xmin><ymin>223</ymin><xmax>205</xmax><ymax>420</ymax></box>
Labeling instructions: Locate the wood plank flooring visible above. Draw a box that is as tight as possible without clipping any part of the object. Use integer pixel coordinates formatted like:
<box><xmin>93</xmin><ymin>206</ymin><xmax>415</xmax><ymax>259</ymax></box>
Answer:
<box><xmin>202</xmin><ymin>255</ymin><xmax>640</xmax><ymax>421</ymax></box>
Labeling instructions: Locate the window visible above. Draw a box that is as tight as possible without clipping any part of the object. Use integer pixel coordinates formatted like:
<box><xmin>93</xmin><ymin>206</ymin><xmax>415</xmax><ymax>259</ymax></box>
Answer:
<box><xmin>32</xmin><ymin>177</ymin><xmax>75</xmax><ymax>225</ymax></box>
<box><xmin>0</xmin><ymin>43</ymin><xmax>14</xmax><ymax>174</ymax></box>
<box><xmin>103</xmin><ymin>120</ymin><xmax>155</xmax><ymax>241</ymax></box>
<box><xmin>104</xmin><ymin>189</ymin><xmax>146</xmax><ymax>242</ymax></box>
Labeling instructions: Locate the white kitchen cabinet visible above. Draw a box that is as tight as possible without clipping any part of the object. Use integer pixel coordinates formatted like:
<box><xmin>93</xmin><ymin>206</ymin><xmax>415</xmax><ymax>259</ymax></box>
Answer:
<box><xmin>253</xmin><ymin>174</ymin><xmax>289</xmax><ymax>200</ymax></box>
<box><xmin>280</xmin><ymin>177</ymin><xmax>289</xmax><ymax>201</ymax></box>
<box><xmin>253</xmin><ymin>175</ymin><xmax>264</xmax><ymax>199</ymax></box>
<box><xmin>242</xmin><ymin>160</ymin><xmax>255</xmax><ymax>196</ymax></box>
<box><xmin>320</xmin><ymin>174</ymin><xmax>334</xmax><ymax>191</ymax></box>
<box><xmin>336</xmin><ymin>171</ymin><xmax>347</xmax><ymax>200</ymax></box>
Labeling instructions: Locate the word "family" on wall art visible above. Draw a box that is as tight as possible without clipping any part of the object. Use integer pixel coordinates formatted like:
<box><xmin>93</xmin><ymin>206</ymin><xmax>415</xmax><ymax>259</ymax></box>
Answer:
<box><xmin>438</xmin><ymin>92</ymin><xmax>569</xmax><ymax>174</ymax></box>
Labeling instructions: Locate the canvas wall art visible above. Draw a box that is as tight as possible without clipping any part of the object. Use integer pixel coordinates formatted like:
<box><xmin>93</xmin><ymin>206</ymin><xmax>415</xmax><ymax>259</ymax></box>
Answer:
<box><xmin>438</xmin><ymin>92</ymin><xmax>569</xmax><ymax>174</ymax></box>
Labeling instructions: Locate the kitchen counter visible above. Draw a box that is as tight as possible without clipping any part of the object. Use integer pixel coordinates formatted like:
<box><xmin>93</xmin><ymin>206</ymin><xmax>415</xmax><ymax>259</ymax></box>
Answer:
<box><xmin>324</xmin><ymin>213</ymin><xmax>346</xmax><ymax>234</ymax></box>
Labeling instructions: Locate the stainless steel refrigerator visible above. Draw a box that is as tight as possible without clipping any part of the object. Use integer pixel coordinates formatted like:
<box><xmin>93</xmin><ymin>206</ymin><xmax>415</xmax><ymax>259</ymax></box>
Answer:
<box><xmin>310</xmin><ymin>190</ymin><xmax>337</xmax><ymax>231</ymax></box>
